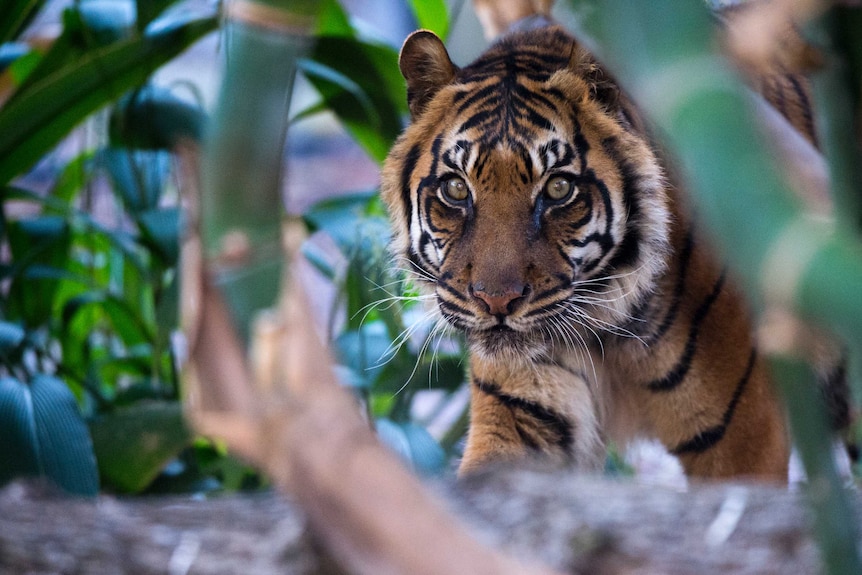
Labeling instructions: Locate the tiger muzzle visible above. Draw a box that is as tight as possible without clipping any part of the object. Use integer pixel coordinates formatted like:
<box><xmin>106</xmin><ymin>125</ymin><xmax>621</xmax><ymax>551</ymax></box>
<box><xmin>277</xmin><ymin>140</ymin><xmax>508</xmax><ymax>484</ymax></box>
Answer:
<box><xmin>470</xmin><ymin>281</ymin><xmax>531</xmax><ymax>317</ymax></box>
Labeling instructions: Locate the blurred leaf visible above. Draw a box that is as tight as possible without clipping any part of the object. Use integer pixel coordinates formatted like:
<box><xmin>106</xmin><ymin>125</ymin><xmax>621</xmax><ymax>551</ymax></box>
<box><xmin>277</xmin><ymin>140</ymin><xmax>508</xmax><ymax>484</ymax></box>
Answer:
<box><xmin>376</xmin><ymin>418</ymin><xmax>446</xmax><ymax>475</ymax></box>
<box><xmin>332</xmin><ymin>364</ymin><xmax>369</xmax><ymax>389</ymax></box>
<box><xmin>0</xmin><ymin>0</ymin><xmax>45</xmax><ymax>45</ymax></box>
<box><xmin>154</xmin><ymin>274</ymin><xmax>179</xmax><ymax>344</ymax></box>
<box><xmin>0</xmin><ymin>14</ymin><xmax>217</xmax><ymax>184</ymax></box>
<box><xmin>6</xmin><ymin>215</ymin><xmax>72</xmax><ymax>327</ymax></box>
<box><xmin>62</xmin><ymin>290</ymin><xmax>153</xmax><ymax>347</ymax></box>
<box><xmin>6</xmin><ymin>6</ymin><xmax>124</xmax><ymax>107</ymax></box>
<box><xmin>300</xmin><ymin>238</ymin><xmax>337</xmax><ymax>280</ymax></box>
<box><xmin>0</xmin><ymin>374</ymin><xmax>99</xmax><ymax>495</ymax></box>
<box><xmin>413</xmin><ymin>354</ymin><xmax>466</xmax><ymax>392</ymax></box>
<box><xmin>316</xmin><ymin>0</ymin><xmax>354</xmax><ymax>38</ymax></box>
<box><xmin>302</xmin><ymin>189</ymin><xmax>377</xmax><ymax>240</ymax></box>
<box><xmin>50</xmin><ymin>150</ymin><xmax>95</xmax><ymax>205</ymax></box>
<box><xmin>0</xmin><ymin>42</ymin><xmax>31</xmax><ymax>75</ymax></box>
<box><xmin>289</xmin><ymin>99</ymin><xmax>328</xmax><ymax>124</ymax></box>
<box><xmin>0</xmin><ymin>321</ymin><xmax>26</xmax><ymax>361</ymax></box>
<box><xmin>94</xmin><ymin>354</ymin><xmax>154</xmax><ymax>394</ymax></box>
<box><xmin>99</xmin><ymin>147</ymin><xmax>171</xmax><ymax>214</ymax></box>
<box><xmin>78</xmin><ymin>0</ymin><xmax>136</xmax><ymax>44</ymax></box>
<box><xmin>89</xmin><ymin>400</ymin><xmax>189</xmax><ymax>492</ymax></box>
<box><xmin>298</xmin><ymin>58</ymin><xmax>380</xmax><ymax>126</ymax></box>
<box><xmin>773</xmin><ymin>358</ymin><xmax>862</xmax><ymax>574</ymax></box>
<box><xmin>308</xmin><ymin>36</ymin><xmax>405</xmax><ymax>163</ymax></box>
<box><xmin>334</xmin><ymin>324</ymin><xmax>394</xmax><ymax>387</ymax></box>
<box><xmin>136</xmin><ymin>0</ymin><xmax>178</xmax><ymax>31</ymax></box>
<box><xmin>137</xmin><ymin>206</ymin><xmax>181</xmax><ymax>266</ymax></box>
<box><xmin>0</xmin><ymin>376</ymin><xmax>39</xmax><ymax>483</ymax></box>
<box><xmin>407</xmin><ymin>0</ymin><xmax>449</xmax><ymax>40</ymax></box>
<box><xmin>110</xmin><ymin>85</ymin><xmax>206</xmax><ymax>149</ymax></box>
<box><xmin>201</xmin><ymin>17</ymin><xmax>316</xmax><ymax>342</ymax></box>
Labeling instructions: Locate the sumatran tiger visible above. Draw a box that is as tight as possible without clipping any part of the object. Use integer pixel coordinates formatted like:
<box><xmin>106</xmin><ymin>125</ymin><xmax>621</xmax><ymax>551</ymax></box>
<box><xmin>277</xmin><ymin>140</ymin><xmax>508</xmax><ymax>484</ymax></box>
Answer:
<box><xmin>379</xmin><ymin>2</ymin><xmax>851</xmax><ymax>481</ymax></box>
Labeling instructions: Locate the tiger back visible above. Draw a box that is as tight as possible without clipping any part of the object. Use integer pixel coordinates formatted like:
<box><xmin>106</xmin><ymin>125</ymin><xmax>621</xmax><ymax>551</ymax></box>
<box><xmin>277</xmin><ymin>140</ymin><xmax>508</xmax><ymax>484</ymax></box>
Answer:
<box><xmin>380</xmin><ymin>9</ymin><xmax>829</xmax><ymax>481</ymax></box>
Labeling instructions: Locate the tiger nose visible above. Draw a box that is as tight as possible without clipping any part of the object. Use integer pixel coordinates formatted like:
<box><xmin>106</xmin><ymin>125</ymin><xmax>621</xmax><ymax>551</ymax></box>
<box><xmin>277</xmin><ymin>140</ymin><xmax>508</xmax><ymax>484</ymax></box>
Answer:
<box><xmin>470</xmin><ymin>282</ymin><xmax>529</xmax><ymax>316</ymax></box>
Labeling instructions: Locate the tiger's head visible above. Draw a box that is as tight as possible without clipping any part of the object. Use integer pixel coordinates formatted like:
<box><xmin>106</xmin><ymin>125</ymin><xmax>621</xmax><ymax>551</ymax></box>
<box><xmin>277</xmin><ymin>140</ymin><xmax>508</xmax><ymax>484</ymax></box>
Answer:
<box><xmin>381</xmin><ymin>26</ymin><xmax>672</xmax><ymax>362</ymax></box>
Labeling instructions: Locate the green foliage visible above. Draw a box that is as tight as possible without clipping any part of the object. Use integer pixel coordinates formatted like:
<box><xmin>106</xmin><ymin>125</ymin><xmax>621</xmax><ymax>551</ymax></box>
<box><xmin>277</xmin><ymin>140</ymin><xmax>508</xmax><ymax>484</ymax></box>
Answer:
<box><xmin>407</xmin><ymin>0</ymin><xmax>450</xmax><ymax>40</ymax></box>
<box><xmin>0</xmin><ymin>0</ymin><xmax>458</xmax><ymax>493</ymax></box>
<box><xmin>0</xmin><ymin>0</ymin><xmax>214</xmax><ymax>495</ymax></box>
<box><xmin>0</xmin><ymin>374</ymin><xmax>99</xmax><ymax>495</ymax></box>
<box><xmin>297</xmin><ymin>0</ymin><xmax>406</xmax><ymax>164</ymax></box>
<box><xmin>0</xmin><ymin>7</ymin><xmax>217</xmax><ymax>184</ymax></box>
<box><xmin>88</xmin><ymin>401</ymin><xmax>189</xmax><ymax>493</ymax></box>
<box><xmin>301</xmin><ymin>191</ymin><xmax>468</xmax><ymax>475</ymax></box>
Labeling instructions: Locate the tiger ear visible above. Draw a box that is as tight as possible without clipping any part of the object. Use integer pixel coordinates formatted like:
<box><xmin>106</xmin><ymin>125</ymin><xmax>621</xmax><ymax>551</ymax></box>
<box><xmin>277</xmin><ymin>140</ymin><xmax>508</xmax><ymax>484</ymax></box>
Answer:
<box><xmin>399</xmin><ymin>30</ymin><xmax>458</xmax><ymax>118</ymax></box>
<box><xmin>568</xmin><ymin>44</ymin><xmax>621</xmax><ymax>112</ymax></box>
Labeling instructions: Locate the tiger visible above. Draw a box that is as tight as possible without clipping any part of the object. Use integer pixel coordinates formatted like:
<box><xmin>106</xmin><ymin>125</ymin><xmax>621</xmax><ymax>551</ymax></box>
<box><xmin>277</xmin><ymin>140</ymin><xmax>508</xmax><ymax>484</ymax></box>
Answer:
<box><xmin>379</xmin><ymin>2</ymin><xmax>851</xmax><ymax>481</ymax></box>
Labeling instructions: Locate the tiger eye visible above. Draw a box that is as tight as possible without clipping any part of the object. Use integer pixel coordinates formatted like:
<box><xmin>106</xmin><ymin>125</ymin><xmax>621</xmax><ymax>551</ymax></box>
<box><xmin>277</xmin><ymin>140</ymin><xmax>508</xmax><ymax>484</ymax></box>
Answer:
<box><xmin>441</xmin><ymin>177</ymin><xmax>469</xmax><ymax>202</ymax></box>
<box><xmin>544</xmin><ymin>176</ymin><xmax>573</xmax><ymax>201</ymax></box>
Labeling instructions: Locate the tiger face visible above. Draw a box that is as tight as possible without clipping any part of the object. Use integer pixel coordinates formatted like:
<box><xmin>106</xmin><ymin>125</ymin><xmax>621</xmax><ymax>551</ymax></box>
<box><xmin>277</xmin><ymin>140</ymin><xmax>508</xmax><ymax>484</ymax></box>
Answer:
<box><xmin>381</xmin><ymin>27</ymin><xmax>672</xmax><ymax>363</ymax></box>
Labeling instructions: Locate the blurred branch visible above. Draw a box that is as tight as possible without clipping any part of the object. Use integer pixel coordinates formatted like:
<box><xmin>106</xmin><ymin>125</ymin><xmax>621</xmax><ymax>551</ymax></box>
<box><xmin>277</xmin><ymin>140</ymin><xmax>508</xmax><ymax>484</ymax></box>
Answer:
<box><xmin>183</xmin><ymin>2</ymin><xmax>558</xmax><ymax>572</ymax></box>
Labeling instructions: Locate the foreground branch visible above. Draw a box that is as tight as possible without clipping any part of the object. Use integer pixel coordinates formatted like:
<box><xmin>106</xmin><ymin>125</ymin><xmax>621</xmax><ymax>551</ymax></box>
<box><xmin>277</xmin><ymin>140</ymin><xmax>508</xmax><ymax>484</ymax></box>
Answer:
<box><xmin>2</xmin><ymin>470</ymin><xmax>855</xmax><ymax>574</ymax></box>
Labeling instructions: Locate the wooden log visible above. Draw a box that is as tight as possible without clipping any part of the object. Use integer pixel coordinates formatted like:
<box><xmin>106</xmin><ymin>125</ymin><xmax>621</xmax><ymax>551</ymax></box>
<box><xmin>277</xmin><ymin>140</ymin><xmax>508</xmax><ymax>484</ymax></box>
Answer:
<box><xmin>0</xmin><ymin>471</ymin><xmax>852</xmax><ymax>574</ymax></box>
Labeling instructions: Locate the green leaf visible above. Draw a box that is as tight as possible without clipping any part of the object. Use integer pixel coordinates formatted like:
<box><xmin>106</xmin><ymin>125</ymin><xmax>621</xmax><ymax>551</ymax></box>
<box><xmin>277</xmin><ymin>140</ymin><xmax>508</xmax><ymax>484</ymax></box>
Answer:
<box><xmin>316</xmin><ymin>0</ymin><xmax>354</xmax><ymax>38</ymax></box>
<box><xmin>407</xmin><ymin>0</ymin><xmax>449</xmax><ymax>40</ymax></box>
<box><xmin>334</xmin><ymin>323</ymin><xmax>394</xmax><ymax>387</ymax></box>
<box><xmin>289</xmin><ymin>99</ymin><xmax>328</xmax><ymax>124</ymax></box>
<box><xmin>99</xmin><ymin>147</ymin><xmax>171</xmax><ymax>214</ymax></box>
<box><xmin>154</xmin><ymin>274</ymin><xmax>179</xmax><ymax>346</ymax></box>
<box><xmin>6</xmin><ymin>7</ymin><xmax>112</xmax><ymax>107</ymax></box>
<box><xmin>50</xmin><ymin>150</ymin><xmax>95</xmax><ymax>205</ymax></box>
<box><xmin>331</xmin><ymin>364</ymin><xmax>369</xmax><ymax>389</ymax></box>
<box><xmin>6</xmin><ymin>215</ymin><xmax>72</xmax><ymax>327</ymax></box>
<box><xmin>302</xmin><ymin>189</ymin><xmax>377</xmax><ymax>237</ymax></box>
<box><xmin>413</xmin><ymin>354</ymin><xmax>466</xmax><ymax>392</ymax></box>
<box><xmin>89</xmin><ymin>400</ymin><xmax>189</xmax><ymax>493</ymax></box>
<box><xmin>0</xmin><ymin>0</ymin><xmax>45</xmax><ymax>45</ymax></box>
<box><xmin>0</xmin><ymin>42</ymin><xmax>30</xmax><ymax>74</ymax></box>
<box><xmin>62</xmin><ymin>291</ymin><xmax>153</xmax><ymax>347</ymax></box>
<box><xmin>78</xmin><ymin>0</ymin><xmax>136</xmax><ymax>44</ymax></box>
<box><xmin>137</xmin><ymin>206</ymin><xmax>181</xmax><ymax>266</ymax></box>
<box><xmin>0</xmin><ymin>374</ymin><xmax>99</xmax><ymax>495</ymax></box>
<box><xmin>300</xmin><ymin>238</ymin><xmax>337</xmax><ymax>280</ymax></box>
<box><xmin>0</xmin><ymin>376</ymin><xmax>40</xmax><ymax>483</ymax></box>
<box><xmin>0</xmin><ymin>321</ymin><xmax>26</xmax><ymax>359</ymax></box>
<box><xmin>110</xmin><ymin>85</ymin><xmax>206</xmax><ymax>149</ymax></box>
<box><xmin>298</xmin><ymin>58</ymin><xmax>380</xmax><ymax>127</ymax></box>
<box><xmin>376</xmin><ymin>418</ymin><xmax>446</xmax><ymax>475</ymax></box>
<box><xmin>308</xmin><ymin>35</ymin><xmax>405</xmax><ymax>163</ymax></box>
<box><xmin>136</xmin><ymin>0</ymin><xmax>180</xmax><ymax>31</ymax></box>
<box><xmin>0</xmin><ymin>15</ymin><xmax>217</xmax><ymax>185</ymax></box>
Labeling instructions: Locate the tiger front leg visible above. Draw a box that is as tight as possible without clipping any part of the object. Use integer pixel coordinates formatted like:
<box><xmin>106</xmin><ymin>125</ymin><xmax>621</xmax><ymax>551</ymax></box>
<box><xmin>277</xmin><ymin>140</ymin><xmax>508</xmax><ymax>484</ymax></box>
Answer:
<box><xmin>459</xmin><ymin>356</ymin><xmax>604</xmax><ymax>475</ymax></box>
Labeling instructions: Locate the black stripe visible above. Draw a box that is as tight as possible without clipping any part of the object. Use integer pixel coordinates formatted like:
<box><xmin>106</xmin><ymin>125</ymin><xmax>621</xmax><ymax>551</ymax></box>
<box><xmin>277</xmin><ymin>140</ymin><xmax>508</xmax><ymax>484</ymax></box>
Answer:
<box><xmin>473</xmin><ymin>378</ymin><xmax>573</xmax><ymax>454</ymax></box>
<box><xmin>819</xmin><ymin>355</ymin><xmax>851</xmax><ymax>431</ymax></box>
<box><xmin>599</xmin><ymin>137</ymin><xmax>652</xmax><ymax>273</ymax></box>
<box><xmin>642</xmin><ymin>228</ymin><xmax>694</xmax><ymax>344</ymax></box>
<box><xmin>400</xmin><ymin>144</ymin><xmax>420</xmax><ymax>238</ymax></box>
<box><xmin>671</xmin><ymin>348</ymin><xmax>756</xmax><ymax>456</ymax></box>
<box><xmin>786</xmin><ymin>73</ymin><xmax>817</xmax><ymax>148</ymax></box>
<box><xmin>646</xmin><ymin>271</ymin><xmax>727</xmax><ymax>392</ymax></box>
<box><xmin>455</xmin><ymin>83</ymin><xmax>497</xmax><ymax>114</ymax></box>
<box><xmin>437</xmin><ymin>275</ymin><xmax>470</xmax><ymax>302</ymax></box>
